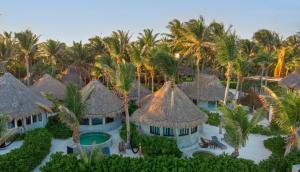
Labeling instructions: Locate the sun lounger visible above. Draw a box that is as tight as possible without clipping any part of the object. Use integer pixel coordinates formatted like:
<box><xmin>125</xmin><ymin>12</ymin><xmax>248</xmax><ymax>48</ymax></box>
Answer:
<box><xmin>211</xmin><ymin>136</ymin><xmax>227</xmax><ymax>149</ymax></box>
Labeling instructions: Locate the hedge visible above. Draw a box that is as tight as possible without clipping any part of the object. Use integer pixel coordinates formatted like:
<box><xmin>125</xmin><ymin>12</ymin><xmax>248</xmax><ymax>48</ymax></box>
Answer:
<box><xmin>120</xmin><ymin>124</ymin><xmax>182</xmax><ymax>157</ymax></box>
<box><xmin>46</xmin><ymin>117</ymin><xmax>72</xmax><ymax>139</ymax></box>
<box><xmin>263</xmin><ymin>136</ymin><xmax>285</xmax><ymax>156</ymax></box>
<box><xmin>0</xmin><ymin>128</ymin><xmax>52</xmax><ymax>172</ymax></box>
<box><xmin>41</xmin><ymin>153</ymin><xmax>259</xmax><ymax>172</ymax></box>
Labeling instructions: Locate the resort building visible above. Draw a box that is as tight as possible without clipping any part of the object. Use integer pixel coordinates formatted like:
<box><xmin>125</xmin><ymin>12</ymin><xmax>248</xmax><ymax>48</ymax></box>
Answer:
<box><xmin>0</xmin><ymin>73</ymin><xmax>53</xmax><ymax>132</ymax></box>
<box><xmin>31</xmin><ymin>74</ymin><xmax>66</xmax><ymax>101</ymax></box>
<box><xmin>131</xmin><ymin>81</ymin><xmax>208</xmax><ymax>148</ymax></box>
<box><xmin>279</xmin><ymin>69</ymin><xmax>300</xmax><ymax>93</ymax></box>
<box><xmin>128</xmin><ymin>80</ymin><xmax>151</xmax><ymax>101</ymax></box>
<box><xmin>178</xmin><ymin>73</ymin><xmax>233</xmax><ymax>112</ymax></box>
<box><xmin>80</xmin><ymin>80</ymin><xmax>124</xmax><ymax>132</ymax></box>
<box><xmin>62</xmin><ymin>65</ymin><xmax>90</xmax><ymax>88</ymax></box>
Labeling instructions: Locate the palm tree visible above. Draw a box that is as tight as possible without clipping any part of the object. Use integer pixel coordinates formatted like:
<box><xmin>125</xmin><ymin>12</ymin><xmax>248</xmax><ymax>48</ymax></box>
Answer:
<box><xmin>168</xmin><ymin>17</ymin><xmax>213</xmax><ymax>104</ymax></box>
<box><xmin>138</xmin><ymin>29</ymin><xmax>160</xmax><ymax>92</ymax></box>
<box><xmin>129</xmin><ymin>43</ymin><xmax>143</xmax><ymax>105</ymax></box>
<box><xmin>86</xmin><ymin>36</ymin><xmax>108</xmax><ymax>56</ymax></box>
<box><xmin>219</xmin><ymin>102</ymin><xmax>265</xmax><ymax>157</ymax></box>
<box><xmin>233</xmin><ymin>56</ymin><xmax>252</xmax><ymax>99</ymax></box>
<box><xmin>15</xmin><ymin>30</ymin><xmax>39</xmax><ymax>86</ymax></box>
<box><xmin>64</xmin><ymin>83</ymin><xmax>85</xmax><ymax>120</ymax></box>
<box><xmin>113</xmin><ymin>60</ymin><xmax>135</xmax><ymax>145</ymax></box>
<box><xmin>40</xmin><ymin>39</ymin><xmax>65</xmax><ymax>75</ymax></box>
<box><xmin>217</xmin><ymin>31</ymin><xmax>239</xmax><ymax>104</ymax></box>
<box><xmin>263</xmin><ymin>87</ymin><xmax>300</xmax><ymax>156</ymax></box>
<box><xmin>103</xmin><ymin>30</ymin><xmax>131</xmax><ymax>63</ymax></box>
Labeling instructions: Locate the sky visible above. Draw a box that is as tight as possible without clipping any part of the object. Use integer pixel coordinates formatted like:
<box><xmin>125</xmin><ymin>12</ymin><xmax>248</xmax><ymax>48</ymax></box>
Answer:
<box><xmin>0</xmin><ymin>0</ymin><xmax>299</xmax><ymax>45</ymax></box>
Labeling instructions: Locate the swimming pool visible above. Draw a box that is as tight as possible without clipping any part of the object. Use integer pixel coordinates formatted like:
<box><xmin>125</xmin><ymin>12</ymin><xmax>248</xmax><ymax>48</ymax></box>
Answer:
<box><xmin>80</xmin><ymin>132</ymin><xmax>111</xmax><ymax>146</ymax></box>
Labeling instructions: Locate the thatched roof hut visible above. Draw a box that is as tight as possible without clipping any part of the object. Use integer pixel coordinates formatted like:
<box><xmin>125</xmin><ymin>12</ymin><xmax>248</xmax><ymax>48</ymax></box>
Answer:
<box><xmin>0</xmin><ymin>73</ymin><xmax>53</xmax><ymax>120</ymax></box>
<box><xmin>131</xmin><ymin>81</ymin><xmax>207</xmax><ymax>128</ymax></box>
<box><xmin>81</xmin><ymin>80</ymin><xmax>123</xmax><ymax>118</ymax></box>
<box><xmin>31</xmin><ymin>74</ymin><xmax>66</xmax><ymax>100</ymax></box>
<box><xmin>178</xmin><ymin>66</ymin><xmax>194</xmax><ymax>76</ymax></box>
<box><xmin>61</xmin><ymin>65</ymin><xmax>90</xmax><ymax>87</ymax></box>
<box><xmin>128</xmin><ymin>81</ymin><xmax>151</xmax><ymax>101</ymax></box>
<box><xmin>279</xmin><ymin>69</ymin><xmax>300</xmax><ymax>90</ymax></box>
<box><xmin>178</xmin><ymin>73</ymin><xmax>234</xmax><ymax>101</ymax></box>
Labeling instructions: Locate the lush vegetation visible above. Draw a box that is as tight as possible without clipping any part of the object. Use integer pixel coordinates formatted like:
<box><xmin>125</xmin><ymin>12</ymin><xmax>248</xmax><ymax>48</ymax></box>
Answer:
<box><xmin>206</xmin><ymin>112</ymin><xmax>221</xmax><ymax>126</ymax></box>
<box><xmin>263</xmin><ymin>136</ymin><xmax>286</xmax><ymax>156</ymax></box>
<box><xmin>41</xmin><ymin>153</ymin><xmax>259</xmax><ymax>172</ymax></box>
<box><xmin>120</xmin><ymin>124</ymin><xmax>182</xmax><ymax>157</ymax></box>
<box><xmin>192</xmin><ymin>151</ymin><xmax>215</xmax><ymax>158</ymax></box>
<box><xmin>0</xmin><ymin>128</ymin><xmax>52</xmax><ymax>172</ymax></box>
<box><xmin>45</xmin><ymin>117</ymin><xmax>72</xmax><ymax>139</ymax></box>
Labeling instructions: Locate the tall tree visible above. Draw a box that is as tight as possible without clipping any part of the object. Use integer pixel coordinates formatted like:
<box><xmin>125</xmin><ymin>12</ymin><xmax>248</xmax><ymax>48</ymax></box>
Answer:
<box><xmin>15</xmin><ymin>30</ymin><xmax>39</xmax><ymax>86</ymax></box>
<box><xmin>219</xmin><ymin>102</ymin><xmax>265</xmax><ymax>157</ymax></box>
<box><xmin>40</xmin><ymin>39</ymin><xmax>65</xmax><ymax>75</ymax></box>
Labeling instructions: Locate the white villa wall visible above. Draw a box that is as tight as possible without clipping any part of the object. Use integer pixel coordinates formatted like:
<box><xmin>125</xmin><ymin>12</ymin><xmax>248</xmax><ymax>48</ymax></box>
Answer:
<box><xmin>80</xmin><ymin>115</ymin><xmax>122</xmax><ymax>133</ymax></box>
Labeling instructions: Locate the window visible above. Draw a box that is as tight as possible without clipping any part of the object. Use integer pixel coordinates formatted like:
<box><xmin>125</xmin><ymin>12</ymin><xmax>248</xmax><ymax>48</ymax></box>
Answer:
<box><xmin>32</xmin><ymin>115</ymin><xmax>37</xmax><ymax>123</ymax></box>
<box><xmin>80</xmin><ymin>119</ymin><xmax>89</xmax><ymax>125</ymax></box>
<box><xmin>179</xmin><ymin>128</ymin><xmax>189</xmax><ymax>136</ymax></box>
<box><xmin>150</xmin><ymin>126</ymin><xmax>160</xmax><ymax>135</ymax></box>
<box><xmin>191</xmin><ymin>126</ymin><xmax>198</xmax><ymax>134</ymax></box>
<box><xmin>38</xmin><ymin>114</ymin><xmax>43</xmax><ymax>122</ymax></box>
<box><xmin>8</xmin><ymin>121</ymin><xmax>15</xmax><ymax>129</ymax></box>
<box><xmin>105</xmin><ymin>117</ymin><xmax>114</xmax><ymax>124</ymax></box>
<box><xmin>26</xmin><ymin>116</ymin><xmax>31</xmax><ymax>125</ymax></box>
<box><xmin>208</xmin><ymin>101</ymin><xmax>216</xmax><ymax>108</ymax></box>
<box><xmin>92</xmin><ymin>118</ymin><xmax>103</xmax><ymax>125</ymax></box>
<box><xmin>163</xmin><ymin>128</ymin><xmax>174</xmax><ymax>136</ymax></box>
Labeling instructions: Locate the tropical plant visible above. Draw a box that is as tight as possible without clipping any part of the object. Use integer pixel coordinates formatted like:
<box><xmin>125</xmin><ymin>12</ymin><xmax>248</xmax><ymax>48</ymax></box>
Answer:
<box><xmin>15</xmin><ymin>30</ymin><xmax>39</xmax><ymax>86</ymax></box>
<box><xmin>0</xmin><ymin>114</ymin><xmax>8</xmax><ymax>137</ymax></box>
<box><xmin>113</xmin><ymin>60</ymin><xmax>135</xmax><ymax>145</ymax></box>
<box><xmin>218</xmin><ymin>102</ymin><xmax>265</xmax><ymax>157</ymax></box>
<box><xmin>40</xmin><ymin>39</ymin><xmax>65</xmax><ymax>75</ymax></box>
<box><xmin>233</xmin><ymin>56</ymin><xmax>252</xmax><ymax>99</ymax></box>
<box><xmin>262</xmin><ymin>87</ymin><xmax>300</xmax><ymax>156</ymax></box>
<box><xmin>64</xmin><ymin>84</ymin><xmax>85</xmax><ymax>120</ymax></box>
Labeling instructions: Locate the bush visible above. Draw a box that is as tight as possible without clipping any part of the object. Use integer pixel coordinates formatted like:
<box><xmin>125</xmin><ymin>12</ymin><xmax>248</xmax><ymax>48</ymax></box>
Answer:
<box><xmin>0</xmin><ymin>128</ymin><xmax>52</xmax><ymax>172</ymax></box>
<box><xmin>263</xmin><ymin>136</ymin><xmax>285</xmax><ymax>156</ymax></box>
<box><xmin>46</xmin><ymin>117</ymin><xmax>72</xmax><ymax>139</ymax></box>
<box><xmin>42</xmin><ymin>153</ymin><xmax>259</xmax><ymax>172</ymax></box>
<box><xmin>206</xmin><ymin>112</ymin><xmax>220</xmax><ymax>126</ymax></box>
<box><xmin>120</xmin><ymin>124</ymin><xmax>182</xmax><ymax>157</ymax></box>
<box><xmin>128</xmin><ymin>100</ymin><xmax>138</xmax><ymax>115</ymax></box>
<box><xmin>250</xmin><ymin>125</ymin><xmax>273</xmax><ymax>136</ymax></box>
<box><xmin>259</xmin><ymin>151</ymin><xmax>300</xmax><ymax>172</ymax></box>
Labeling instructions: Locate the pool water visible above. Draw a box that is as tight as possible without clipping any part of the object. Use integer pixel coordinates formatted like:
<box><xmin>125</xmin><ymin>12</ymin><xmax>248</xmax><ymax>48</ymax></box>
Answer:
<box><xmin>80</xmin><ymin>132</ymin><xmax>111</xmax><ymax>146</ymax></box>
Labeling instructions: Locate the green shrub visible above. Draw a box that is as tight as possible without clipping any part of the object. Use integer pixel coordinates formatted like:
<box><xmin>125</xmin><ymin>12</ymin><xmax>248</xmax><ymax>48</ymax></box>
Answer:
<box><xmin>259</xmin><ymin>151</ymin><xmax>300</xmax><ymax>172</ymax></box>
<box><xmin>41</xmin><ymin>153</ymin><xmax>259</xmax><ymax>172</ymax></box>
<box><xmin>263</xmin><ymin>136</ymin><xmax>285</xmax><ymax>156</ymax></box>
<box><xmin>192</xmin><ymin>151</ymin><xmax>215</xmax><ymax>158</ymax></box>
<box><xmin>0</xmin><ymin>128</ymin><xmax>52</xmax><ymax>172</ymax></box>
<box><xmin>46</xmin><ymin>117</ymin><xmax>72</xmax><ymax>139</ymax></box>
<box><xmin>120</xmin><ymin>124</ymin><xmax>182</xmax><ymax>157</ymax></box>
<box><xmin>250</xmin><ymin>125</ymin><xmax>273</xmax><ymax>136</ymax></box>
<box><xmin>206</xmin><ymin>112</ymin><xmax>220</xmax><ymax>126</ymax></box>
<box><xmin>128</xmin><ymin>100</ymin><xmax>138</xmax><ymax>115</ymax></box>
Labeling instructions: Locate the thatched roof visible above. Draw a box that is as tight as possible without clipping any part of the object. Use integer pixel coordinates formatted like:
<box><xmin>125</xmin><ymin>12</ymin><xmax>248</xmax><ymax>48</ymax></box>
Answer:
<box><xmin>279</xmin><ymin>69</ymin><xmax>300</xmax><ymax>90</ymax></box>
<box><xmin>178</xmin><ymin>66</ymin><xmax>194</xmax><ymax>76</ymax></box>
<box><xmin>128</xmin><ymin>81</ymin><xmax>151</xmax><ymax>101</ymax></box>
<box><xmin>31</xmin><ymin>74</ymin><xmax>66</xmax><ymax>100</ymax></box>
<box><xmin>178</xmin><ymin>73</ymin><xmax>234</xmax><ymax>101</ymax></box>
<box><xmin>131</xmin><ymin>81</ymin><xmax>207</xmax><ymax>128</ymax></box>
<box><xmin>0</xmin><ymin>73</ymin><xmax>53</xmax><ymax>119</ymax></box>
<box><xmin>81</xmin><ymin>80</ymin><xmax>123</xmax><ymax>118</ymax></box>
<box><xmin>61</xmin><ymin>65</ymin><xmax>90</xmax><ymax>87</ymax></box>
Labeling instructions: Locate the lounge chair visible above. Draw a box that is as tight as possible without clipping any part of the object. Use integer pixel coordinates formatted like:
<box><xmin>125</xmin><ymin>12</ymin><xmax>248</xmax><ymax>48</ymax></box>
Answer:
<box><xmin>211</xmin><ymin>136</ymin><xmax>227</xmax><ymax>149</ymax></box>
<box><xmin>199</xmin><ymin>137</ymin><xmax>209</xmax><ymax>148</ymax></box>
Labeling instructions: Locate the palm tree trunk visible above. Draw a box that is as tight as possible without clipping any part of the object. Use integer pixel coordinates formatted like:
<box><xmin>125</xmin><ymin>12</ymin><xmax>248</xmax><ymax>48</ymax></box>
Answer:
<box><xmin>223</xmin><ymin>62</ymin><xmax>232</xmax><ymax>104</ymax></box>
<box><xmin>124</xmin><ymin>94</ymin><xmax>131</xmax><ymax>146</ymax></box>
<box><xmin>260</xmin><ymin>67</ymin><xmax>265</xmax><ymax>93</ymax></box>
<box><xmin>25</xmin><ymin>55</ymin><xmax>30</xmax><ymax>86</ymax></box>
<box><xmin>235</xmin><ymin>74</ymin><xmax>241</xmax><ymax>100</ymax></box>
<box><xmin>73</xmin><ymin>126</ymin><xmax>84</xmax><ymax>158</ymax></box>
<box><xmin>137</xmin><ymin>66</ymin><xmax>141</xmax><ymax>106</ymax></box>
<box><xmin>196</xmin><ymin>57</ymin><xmax>201</xmax><ymax>105</ymax></box>
<box><xmin>150</xmin><ymin>68</ymin><xmax>154</xmax><ymax>93</ymax></box>
<box><xmin>51</xmin><ymin>56</ymin><xmax>55</xmax><ymax>76</ymax></box>
<box><xmin>284</xmin><ymin>129</ymin><xmax>298</xmax><ymax>156</ymax></box>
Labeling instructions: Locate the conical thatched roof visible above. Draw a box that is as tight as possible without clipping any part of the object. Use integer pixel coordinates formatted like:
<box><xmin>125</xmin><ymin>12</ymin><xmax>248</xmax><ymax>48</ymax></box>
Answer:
<box><xmin>31</xmin><ymin>74</ymin><xmax>66</xmax><ymax>100</ymax></box>
<box><xmin>0</xmin><ymin>73</ymin><xmax>53</xmax><ymax>119</ymax></box>
<box><xmin>62</xmin><ymin>65</ymin><xmax>90</xmax><ymax>87</ymax></box>
<box><xmin>178</xmin><ymin>73</ymin><xmax>234</xmax><ymax>101</ymax></box>
<box><xmin>131</xmin><ymin>81</ymin><xmax>207</xmax><ymax>128</ymax></box>
<box><xmin>128</xmin><ymin>81</ymin><xmax>151</xmax><ymax>101</ymax></box>
<box><xmin>279</xmin><ymin>69</ymin><xmax>300</xmax><ymax>90</ymax></box>
<box><xmin>81</xmin><ymin>80</ymin><xmax>123</xmax><ymax>118</ymax></box>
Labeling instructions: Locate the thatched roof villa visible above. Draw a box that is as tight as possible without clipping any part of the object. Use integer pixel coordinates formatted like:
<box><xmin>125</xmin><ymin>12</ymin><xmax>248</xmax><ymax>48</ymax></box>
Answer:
<box><xmin>31</xmin><ymin>74</ymin><xmax>66</xmax><ymax>100</ymax></box>
<box><xmin>80</xmin><ymin>80</ymin><xmax>124</xmax><ymax>132</ymax></box>
<box><xmin>279</xmin><ymin>69</ymin><xmax>300</xmax><ymax>91</ymax></box>
<box><xmin>178</xmin><ymin>73</ymin><xmax>234</xmax><ymax>111</ymax></box>
<box><xmin>131</xmin><ymin>81</ymin><xmax>208</xmax><ymax>148</ymax></box>
<box><xmin>128</xmin><ymin>80</ymin><xmax>151</xmax><ymax>101</ymax></box>
<box><xmin>0</xmin><ymin>73</ymin><xmax>53</xmax><ymax>131</ymax></box>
